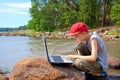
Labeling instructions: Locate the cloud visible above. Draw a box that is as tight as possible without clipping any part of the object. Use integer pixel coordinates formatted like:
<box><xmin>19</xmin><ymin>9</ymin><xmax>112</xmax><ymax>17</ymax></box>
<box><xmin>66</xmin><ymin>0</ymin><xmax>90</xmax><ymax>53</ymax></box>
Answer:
<box><xmin>0</xmin><ymin>2</ymin><xmax>31</xmax><ymax>15</ymax></box>
<box><xmin>0</xmin><ymin>9</ymin><xmax>29</xmax><ymax>15</ymax></box>
<box><xmin>0</xmin><ymin>2</ymin><xmax>31</xmax><ymax>8</ymax></box>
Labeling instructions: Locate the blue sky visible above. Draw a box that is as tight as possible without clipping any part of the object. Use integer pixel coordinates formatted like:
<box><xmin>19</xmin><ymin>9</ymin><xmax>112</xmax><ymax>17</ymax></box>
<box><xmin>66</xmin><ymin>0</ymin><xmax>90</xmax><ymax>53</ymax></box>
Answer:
<box><xmin>0</xmin><ymin>0</ymin><xmax>31</xmax><ymax>28</ymax></box>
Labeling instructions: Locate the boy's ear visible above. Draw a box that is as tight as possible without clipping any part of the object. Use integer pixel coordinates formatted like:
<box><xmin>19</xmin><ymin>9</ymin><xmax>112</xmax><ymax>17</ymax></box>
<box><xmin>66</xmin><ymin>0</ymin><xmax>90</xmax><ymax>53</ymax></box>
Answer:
<box><xmin>83</xmin><ymin>32</ymin><xmax>87</xmax><ymax>34</ymax></box>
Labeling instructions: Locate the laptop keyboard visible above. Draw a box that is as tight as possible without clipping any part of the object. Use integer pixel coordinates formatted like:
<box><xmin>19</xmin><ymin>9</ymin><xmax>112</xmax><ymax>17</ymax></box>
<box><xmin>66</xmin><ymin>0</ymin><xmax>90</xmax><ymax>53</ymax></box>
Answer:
<box><xmin>52</xmin><ymin>56</ymin><xmax>64</xmax><ymax>62</ymax></box>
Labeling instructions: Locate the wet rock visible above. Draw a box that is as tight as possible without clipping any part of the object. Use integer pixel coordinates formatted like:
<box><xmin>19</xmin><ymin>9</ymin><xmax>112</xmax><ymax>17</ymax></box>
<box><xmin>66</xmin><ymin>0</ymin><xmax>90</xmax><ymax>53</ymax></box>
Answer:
<box><xmin>9</xmin><ymin>58</ymin><xmax>85</xmax><ymax>80</ymax></box>
<box><xmin>108</xmin><ymin>57</ymin><xmax>120</xmax><ymax>69</ymax></box>
<box><xmin>114</xmin><ymin>36</ymin><xmax>119</xmax><ymax>39</ymax></box>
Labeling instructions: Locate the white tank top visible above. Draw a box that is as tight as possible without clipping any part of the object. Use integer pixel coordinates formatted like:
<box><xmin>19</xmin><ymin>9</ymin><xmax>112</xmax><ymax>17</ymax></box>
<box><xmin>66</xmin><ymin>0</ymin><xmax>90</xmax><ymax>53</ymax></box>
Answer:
<box><xmin>90</xmin><ymin>32</ymin><xmax>108</xmax><ymax>71</ymax></box>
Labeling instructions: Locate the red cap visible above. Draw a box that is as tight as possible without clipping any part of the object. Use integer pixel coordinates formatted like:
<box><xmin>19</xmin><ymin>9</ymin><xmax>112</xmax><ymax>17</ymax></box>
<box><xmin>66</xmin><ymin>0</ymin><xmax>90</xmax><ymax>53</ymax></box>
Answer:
<box><xmin>66</xmin><ymin>22</ymin><xmax>88</xmax><ymax>36</ymax></box>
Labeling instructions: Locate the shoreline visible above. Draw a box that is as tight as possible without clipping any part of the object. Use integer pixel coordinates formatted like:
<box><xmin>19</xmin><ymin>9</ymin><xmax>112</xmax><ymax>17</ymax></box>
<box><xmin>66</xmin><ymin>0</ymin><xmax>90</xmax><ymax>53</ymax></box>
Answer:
<box><xmin>0</xmin><ymin>28</ymin><xmax>120</xmax><ymax>41</ymax></box>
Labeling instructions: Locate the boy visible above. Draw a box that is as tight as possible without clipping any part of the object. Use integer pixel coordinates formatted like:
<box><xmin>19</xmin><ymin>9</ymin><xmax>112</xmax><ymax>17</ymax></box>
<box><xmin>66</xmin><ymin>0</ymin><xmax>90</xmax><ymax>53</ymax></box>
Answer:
<box><xmin>66</xmin><ymin>22</ymin><xmax>108</xmax><ymax>79</ymax></box>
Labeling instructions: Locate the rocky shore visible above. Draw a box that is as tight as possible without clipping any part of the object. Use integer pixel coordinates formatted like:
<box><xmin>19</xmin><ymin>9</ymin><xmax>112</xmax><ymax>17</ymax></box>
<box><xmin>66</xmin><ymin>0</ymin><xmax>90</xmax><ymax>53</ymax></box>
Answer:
<box><xmin>0</xmin><ymin>58</ymin><xmax>120</xmax><ymax>80</ymax></box>
<box><xmin>0</xmin><ymin>27</ymin><xmax>120</xmax><ymax>41</ymax></box>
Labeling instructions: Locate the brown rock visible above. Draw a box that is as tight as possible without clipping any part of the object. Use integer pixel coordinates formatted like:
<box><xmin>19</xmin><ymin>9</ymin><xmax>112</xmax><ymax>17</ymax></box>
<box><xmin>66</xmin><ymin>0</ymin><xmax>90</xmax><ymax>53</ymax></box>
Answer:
<box><xmin>0</xmin><ymin>77</ymin><xmax>9</xmax><ymax>80</ymax></box>
<box><xmin>9</xmin><ymin>58</ymin><xmax>85</xmax><ymax>80</ymax></box>
<box><xmin>108</xmin><ymin>57</ymin><xmax>120</xmax><ymax>69</ymax></box>
<box><xmin>1</xmin><ymin>58</ymin><xmax>120</xmax><ymax>80</ymax></box>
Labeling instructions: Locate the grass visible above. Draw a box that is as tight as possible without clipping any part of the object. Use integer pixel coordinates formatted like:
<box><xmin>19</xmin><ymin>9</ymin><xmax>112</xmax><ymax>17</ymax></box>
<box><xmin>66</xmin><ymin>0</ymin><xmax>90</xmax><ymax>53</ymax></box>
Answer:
<box><xmin>107</xmin><ymin>27</ymin><xmax>120</xmax><ymax>35</ymax></box>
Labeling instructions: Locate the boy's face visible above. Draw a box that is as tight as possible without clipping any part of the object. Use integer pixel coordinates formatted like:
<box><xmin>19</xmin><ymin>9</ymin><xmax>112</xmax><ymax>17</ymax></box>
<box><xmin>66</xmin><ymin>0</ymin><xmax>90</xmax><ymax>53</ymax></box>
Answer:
<box><xmin>73</xmin><ymin>33</ymin><xmax>85</xmax><ymax>44</ymax></box>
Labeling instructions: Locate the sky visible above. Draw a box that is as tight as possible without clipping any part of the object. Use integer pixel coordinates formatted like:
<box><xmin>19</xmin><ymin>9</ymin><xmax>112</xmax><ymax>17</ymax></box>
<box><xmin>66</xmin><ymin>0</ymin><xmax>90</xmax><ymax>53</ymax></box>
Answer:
<box><xmin>0</xmin><ymin>0</ymin><xmax>31</xmax><ymax>28</ymax></box>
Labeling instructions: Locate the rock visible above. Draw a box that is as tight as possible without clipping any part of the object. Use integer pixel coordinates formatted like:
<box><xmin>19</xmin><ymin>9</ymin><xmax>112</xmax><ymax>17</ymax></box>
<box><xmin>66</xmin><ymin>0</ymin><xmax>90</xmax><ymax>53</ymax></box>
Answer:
<box><xmin>45</xmin><ymin>32</ymin><xmax>51</xmax><ymax>36</ymax></box>
<box><xmin>103</xmin><ymin>31</ymin><xmax>108</xmax><ymax>35</ymax></box>
<box><xmin>1</xmin><ymin>58</ymin><xmax>120</xmax><ymax>80</ymax></box>
<box><xmin>93</xmin><ymin>74</ymin><xmax>120</xmax><ymax>80</ymax></box>
<box><xmin>9</xmin><ymin>58</ymin><xmax>85</xmax><ymax>80</ymax></box>
<box><xmin>0</xmin><ymin>71</ymin><xmax>9</xmax><ymax>80</ymax></box>
<box><xmin>0</xmin><ymin>75</ymin><xmax>9</xmax><ymax>80</ymax></box>
<box><xmin>108</xmin><ymin>57</ymin><xmax>120</xmax><ymax>69</ymax></box>
<box><xmin>114</xmin><ymin>36</ymin><xmax>119</xmax><ymax>39</ymax></box>
<box><xmin>108</xmin><ymin>74</ymin><xmax>120</xmax><ymax>80</ymax></box>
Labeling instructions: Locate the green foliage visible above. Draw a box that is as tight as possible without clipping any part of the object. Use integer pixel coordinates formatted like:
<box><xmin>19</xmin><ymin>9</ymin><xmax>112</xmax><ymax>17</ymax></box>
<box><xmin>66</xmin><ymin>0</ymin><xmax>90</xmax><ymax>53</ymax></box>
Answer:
<box><xmin>27</xmin><ymin>0</ymin><xmax>115</xmax><ymax>32</ymax></box>
<box><xmin>107</xmin><ymin>27</ymin><xmax>120</xmax><ymax>35</ymax></box>
<box><xmin>17</xmin><ymin>25</ymin><xmax>27</xmax><ymax>30</ymax></box>
<box><xmin>0</xmin><ymin>28</ymin><xmax>17</xmax><ymax>32</ymax></box>
<box><xmin>110</xmin><ymin>0</ymin><xmax>120</xmax><ymax>26</ymax></box>
<box><xmin>79</xmin><ymin>0</ymin><xmax>100</xmax><ymax>27</ymax></box>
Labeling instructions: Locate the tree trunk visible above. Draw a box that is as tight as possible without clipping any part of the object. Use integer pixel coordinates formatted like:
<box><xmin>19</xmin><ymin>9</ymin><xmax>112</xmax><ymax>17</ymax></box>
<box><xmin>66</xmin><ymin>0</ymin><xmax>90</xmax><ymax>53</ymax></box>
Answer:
<box><xmin>102</xmin><ymin>0</ymin><xmax>108</xmax><ymax>26</ymax></box>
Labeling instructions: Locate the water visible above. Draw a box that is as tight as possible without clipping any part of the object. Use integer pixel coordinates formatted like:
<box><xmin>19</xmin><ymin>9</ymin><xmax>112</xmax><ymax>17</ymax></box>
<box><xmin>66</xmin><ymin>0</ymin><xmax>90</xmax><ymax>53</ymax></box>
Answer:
<box><xmin>105</xmin><ymin>40</ymin><xmax>120</xmax><ymax>59</ymax></box>
<box><xmin>0</xmin><ymin>36</ymin><xmax>77</xmax><ymax>72</ymax></box>
<box><xmin>0</xmin><ymin>36</ymin><xmax>120</xmax><ymax>73</ymax></box>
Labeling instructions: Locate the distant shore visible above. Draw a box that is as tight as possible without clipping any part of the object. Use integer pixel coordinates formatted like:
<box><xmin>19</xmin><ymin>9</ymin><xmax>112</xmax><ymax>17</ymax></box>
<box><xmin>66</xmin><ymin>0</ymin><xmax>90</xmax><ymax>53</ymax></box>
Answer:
<box><xmin>0</xmin><ymin>26</ymin><xmax>120</xmax><ymax>41</ymax></box>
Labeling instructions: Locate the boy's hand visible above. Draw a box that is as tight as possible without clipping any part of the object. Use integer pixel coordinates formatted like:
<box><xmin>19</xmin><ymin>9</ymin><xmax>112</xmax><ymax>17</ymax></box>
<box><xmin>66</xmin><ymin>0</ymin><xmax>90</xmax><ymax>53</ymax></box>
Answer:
<box><xmin>67</xmin><ymin>55</ymin><xmax>74</xmax><ymax>59</ymax></box>
<box><xmin>67</xmin><ymin>55</ymin><xmax>79</xmax><ymax>59</ymax></box>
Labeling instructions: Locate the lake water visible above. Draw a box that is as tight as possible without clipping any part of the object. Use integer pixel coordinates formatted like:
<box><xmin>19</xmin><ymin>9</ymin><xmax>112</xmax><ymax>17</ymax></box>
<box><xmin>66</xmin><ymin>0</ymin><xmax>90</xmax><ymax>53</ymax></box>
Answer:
<box><xmin>0</xmin><ymin>36</ymin><xmax>120</xmax><ymax>73</ymax></box>
<box><xmin>0</xmin><ymin>36</ymin><xmax>77</xmax><ymax>72</ymax></box>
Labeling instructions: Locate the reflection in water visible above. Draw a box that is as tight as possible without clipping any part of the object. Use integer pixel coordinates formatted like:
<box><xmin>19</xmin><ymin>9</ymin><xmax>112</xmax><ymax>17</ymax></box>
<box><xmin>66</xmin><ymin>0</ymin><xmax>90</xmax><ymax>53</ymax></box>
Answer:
<box><xmin>0</xmin><ymin>36</ymin><xmax>120</xmax><ymax>73</ymax></box>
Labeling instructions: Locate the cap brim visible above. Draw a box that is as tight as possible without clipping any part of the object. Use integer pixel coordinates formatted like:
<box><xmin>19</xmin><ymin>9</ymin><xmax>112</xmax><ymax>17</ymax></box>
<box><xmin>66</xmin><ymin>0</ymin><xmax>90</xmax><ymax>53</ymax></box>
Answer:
<box><xmin>66</xmin><ymin>32</ymin><xmax>79</xmax><ymax>36</ymax></box>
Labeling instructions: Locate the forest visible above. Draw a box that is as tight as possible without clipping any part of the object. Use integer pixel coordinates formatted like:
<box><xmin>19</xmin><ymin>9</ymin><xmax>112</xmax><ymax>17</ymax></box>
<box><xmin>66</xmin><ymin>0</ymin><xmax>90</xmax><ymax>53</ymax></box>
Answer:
<box><xmin>27</xmin><ymin>0</ymin><xmax>120</xmax><ymax>32</ymax></box>
<box><xmin>0</xmin><ymin>25</ymin><xmax>27</xmax><ymax>32</ymax></box>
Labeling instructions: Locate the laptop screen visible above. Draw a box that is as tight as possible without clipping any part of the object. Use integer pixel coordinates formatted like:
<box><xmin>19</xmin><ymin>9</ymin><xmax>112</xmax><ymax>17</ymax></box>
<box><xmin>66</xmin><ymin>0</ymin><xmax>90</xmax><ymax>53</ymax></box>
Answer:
<box><xmin>42</xmin><ymin>34</ymin><xmax>50</xmax><ymax>62</ymax></box>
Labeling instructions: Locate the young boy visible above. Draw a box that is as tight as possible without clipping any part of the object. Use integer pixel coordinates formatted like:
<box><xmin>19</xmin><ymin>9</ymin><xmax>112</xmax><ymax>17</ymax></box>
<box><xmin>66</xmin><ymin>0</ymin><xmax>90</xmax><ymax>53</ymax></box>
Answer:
<box><xmin>66</xmin><ymin>22</ymin><xmax>108</xmax><ymax>79</ymax></box>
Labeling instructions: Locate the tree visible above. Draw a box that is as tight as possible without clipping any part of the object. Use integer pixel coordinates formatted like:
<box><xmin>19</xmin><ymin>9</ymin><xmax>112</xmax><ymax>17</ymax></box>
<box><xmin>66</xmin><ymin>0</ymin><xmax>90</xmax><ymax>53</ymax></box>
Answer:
<box><xmin>79</xmin><ymin>0</ymin><xmax>100</xmax><ymax>27</ymax></box>
<box><xmin>111</xmin><ymin>0</ymin><xmax>120</xmax><ymax>26</ymax></box>
<box><xmin>28</xmin><ymin>0</ymin><xmax>49</xmax><ymax>31</ymax></box>
<box><xmin>17</xmin><ymin>25</ymin><xmax>27</xmax><ymax>30</ymax></box>
<box><xmin>27</xmin><ymin>0</ymin><xmax>115</xmax><ymax>32</ymax></box>
<box><xmin>102</xmin><ymin>0</ymin><xmax>109</xmax><ymax>26</ymax></box>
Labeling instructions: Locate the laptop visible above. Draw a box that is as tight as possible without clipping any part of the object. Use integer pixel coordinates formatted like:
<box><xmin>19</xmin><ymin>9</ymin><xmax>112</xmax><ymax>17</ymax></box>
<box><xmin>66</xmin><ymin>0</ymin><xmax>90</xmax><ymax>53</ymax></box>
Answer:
<box><xmin>42</xmin><ymin>34</ymin><xmax>73</xmax><ymax>64</ymax></box>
